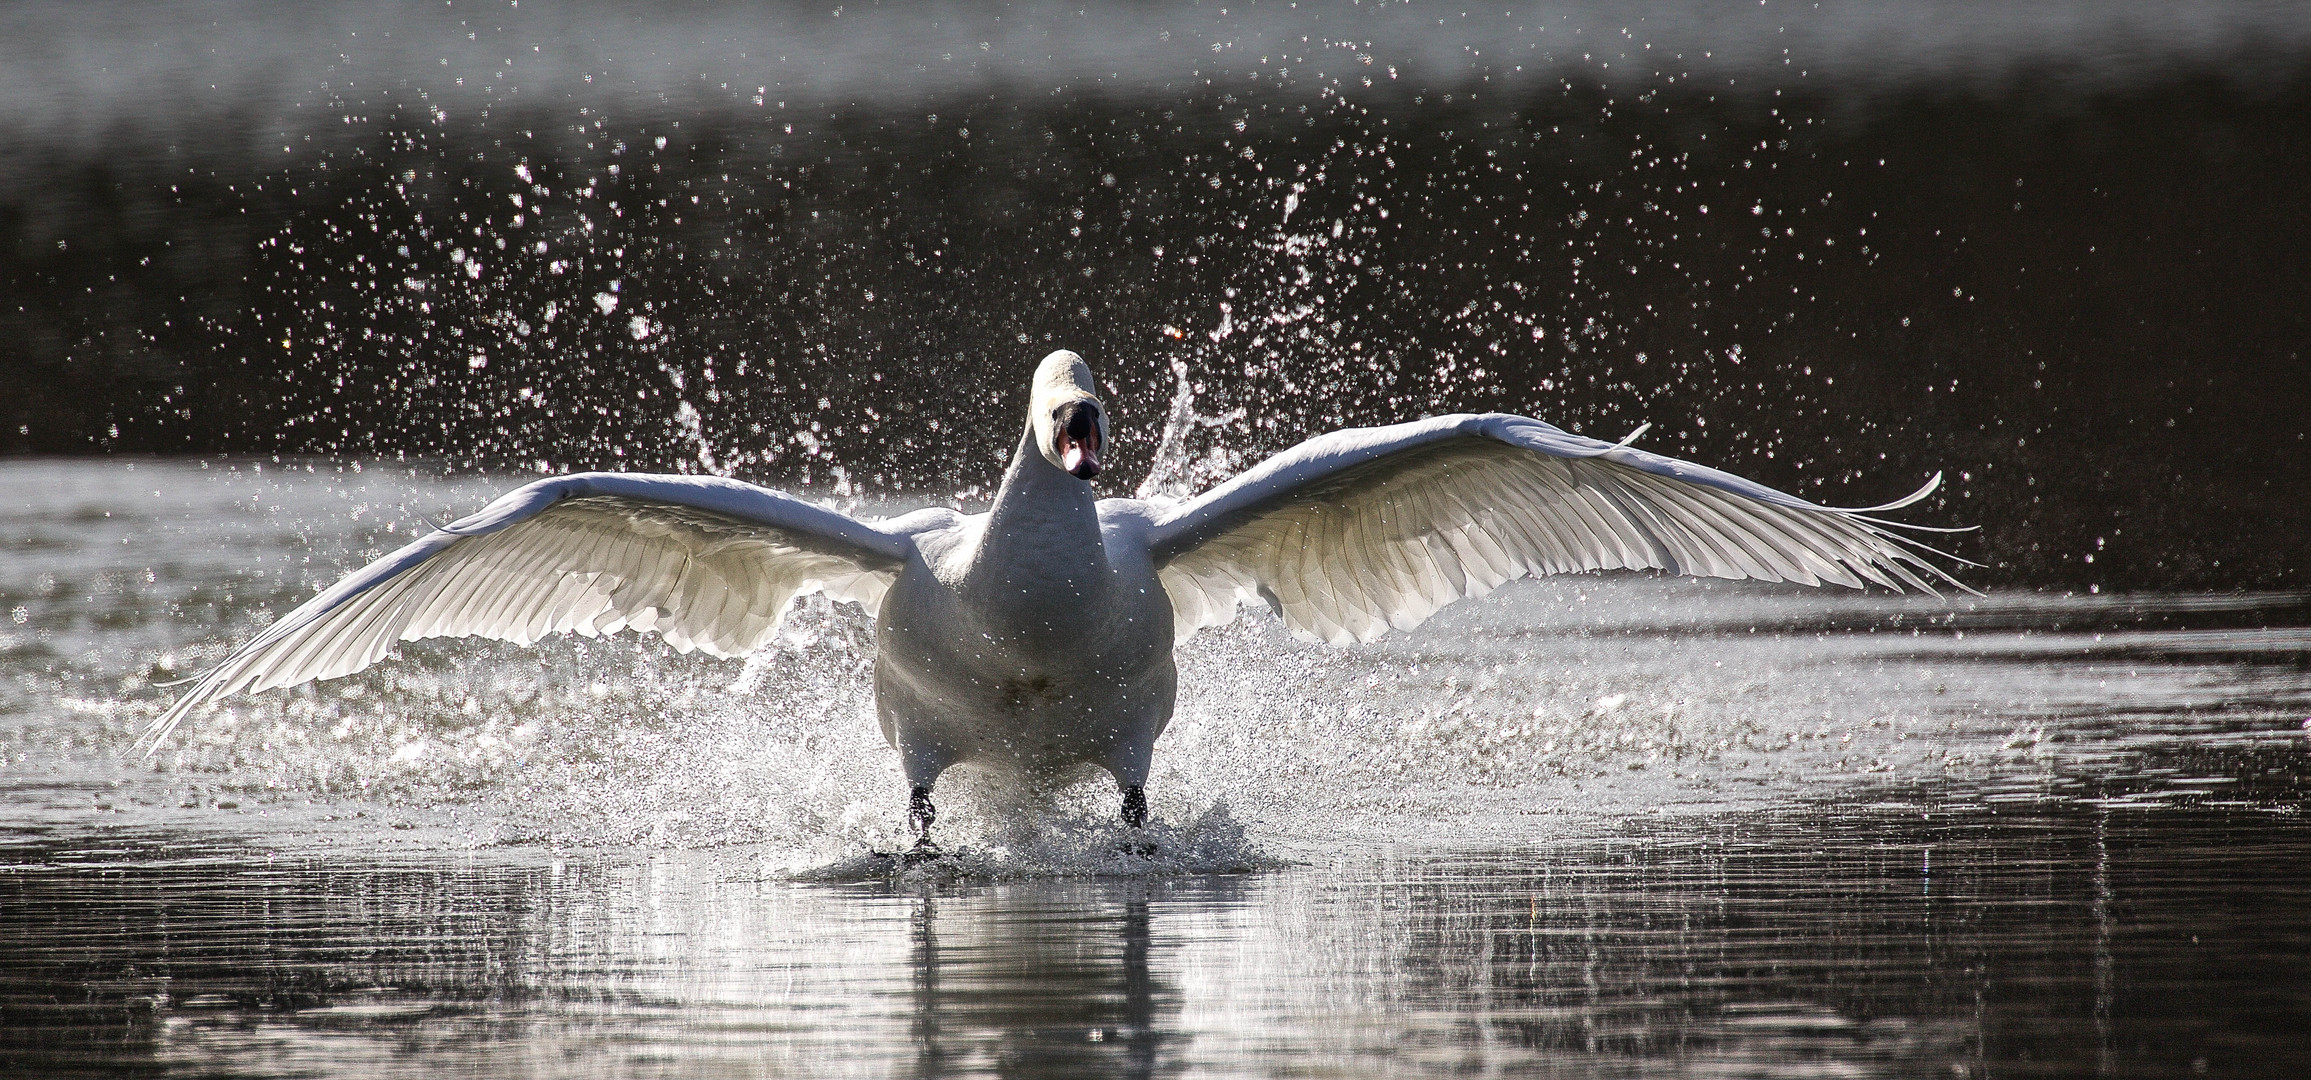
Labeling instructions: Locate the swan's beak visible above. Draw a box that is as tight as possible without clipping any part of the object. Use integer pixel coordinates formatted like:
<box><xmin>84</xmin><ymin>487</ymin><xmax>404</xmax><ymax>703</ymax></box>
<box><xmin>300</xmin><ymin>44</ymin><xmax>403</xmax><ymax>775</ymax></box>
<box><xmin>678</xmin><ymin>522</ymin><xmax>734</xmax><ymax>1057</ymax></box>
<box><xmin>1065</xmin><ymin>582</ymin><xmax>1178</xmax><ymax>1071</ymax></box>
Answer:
<box><xmin>1061</xmin><ymin>429</ymin><xmax>1102</xmax><ymax>480</ymax></box>
<box><xmin>1049</xmin><ymin>395</ymin><xmax>1105</xmax><ymax>480</ymax></box>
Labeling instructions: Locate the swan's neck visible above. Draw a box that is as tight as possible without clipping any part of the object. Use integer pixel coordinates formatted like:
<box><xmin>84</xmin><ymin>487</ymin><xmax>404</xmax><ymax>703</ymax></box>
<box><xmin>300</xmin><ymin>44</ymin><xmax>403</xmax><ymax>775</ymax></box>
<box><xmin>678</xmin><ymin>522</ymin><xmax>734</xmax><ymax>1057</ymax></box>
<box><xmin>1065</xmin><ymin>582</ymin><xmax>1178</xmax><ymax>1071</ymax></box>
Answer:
<box><xmin>962</xmin><ymin>425</ymin><xmax>1108</xmax><ymax>597</ymax></box>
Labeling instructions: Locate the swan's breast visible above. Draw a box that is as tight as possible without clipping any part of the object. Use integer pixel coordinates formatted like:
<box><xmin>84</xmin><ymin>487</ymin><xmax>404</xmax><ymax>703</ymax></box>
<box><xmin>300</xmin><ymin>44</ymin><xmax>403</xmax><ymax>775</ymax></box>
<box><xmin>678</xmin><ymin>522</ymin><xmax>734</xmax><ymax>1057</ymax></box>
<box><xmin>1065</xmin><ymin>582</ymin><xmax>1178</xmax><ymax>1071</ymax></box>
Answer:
<box><xmin>873</xmin><ymin>508</ymin><xmax>1170</xmax><ymax>707</ymax></box>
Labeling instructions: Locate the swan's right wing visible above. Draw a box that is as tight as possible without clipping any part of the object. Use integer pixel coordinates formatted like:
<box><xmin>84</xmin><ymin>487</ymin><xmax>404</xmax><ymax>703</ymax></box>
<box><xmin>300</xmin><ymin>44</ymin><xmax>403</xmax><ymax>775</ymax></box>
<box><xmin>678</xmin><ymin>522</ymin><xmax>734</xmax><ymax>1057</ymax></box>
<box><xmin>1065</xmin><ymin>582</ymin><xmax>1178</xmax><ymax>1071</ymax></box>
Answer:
<box><xmin>1147</xmin><ymin>413</ymin><xmax>1969</xmax><ymax>645</ymax></box>
<box><xmin>145</xmin><ymin>472</ymin><xmax>948</xmax><ymax>749</ymax></box>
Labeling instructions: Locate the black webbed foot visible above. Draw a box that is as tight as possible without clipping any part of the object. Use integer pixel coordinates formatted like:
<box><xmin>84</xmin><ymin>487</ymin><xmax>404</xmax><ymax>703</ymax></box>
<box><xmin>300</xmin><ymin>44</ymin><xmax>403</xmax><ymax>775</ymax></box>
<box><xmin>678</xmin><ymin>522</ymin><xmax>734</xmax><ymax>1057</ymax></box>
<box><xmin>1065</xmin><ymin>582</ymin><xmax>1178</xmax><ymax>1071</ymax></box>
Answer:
<box><xmin>867</xmin><ymin>786</ymin><xmax>946</xmax><ymax>869</ymax></box>
<box><xmin>907</xmin><ymin>785</ymin><xmax>937</xmax><ymax>842</ymax></box>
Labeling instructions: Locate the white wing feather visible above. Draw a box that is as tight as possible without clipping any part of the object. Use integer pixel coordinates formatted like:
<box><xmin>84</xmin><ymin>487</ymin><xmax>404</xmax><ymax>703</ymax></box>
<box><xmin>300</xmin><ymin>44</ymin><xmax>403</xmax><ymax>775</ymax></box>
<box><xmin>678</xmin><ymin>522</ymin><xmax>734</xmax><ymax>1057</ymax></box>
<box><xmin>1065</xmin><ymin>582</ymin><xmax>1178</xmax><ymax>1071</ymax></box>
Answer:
<box><xmin>1147</xmin><ymin>413</ymin><xmax>1969</xmax><ymax>645</ymax></box>
<box><xmin>145</xmin><ymin>472</ymin><xmax>934</xmax><ymax>749</ymax></box>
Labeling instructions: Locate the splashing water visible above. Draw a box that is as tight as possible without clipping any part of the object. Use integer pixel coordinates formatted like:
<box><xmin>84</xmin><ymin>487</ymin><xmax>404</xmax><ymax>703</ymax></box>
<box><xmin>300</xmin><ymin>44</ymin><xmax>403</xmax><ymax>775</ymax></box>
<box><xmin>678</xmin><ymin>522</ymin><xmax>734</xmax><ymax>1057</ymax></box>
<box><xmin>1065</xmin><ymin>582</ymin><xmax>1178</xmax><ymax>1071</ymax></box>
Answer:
<box><xmin>8</xmin><ymin>459</ymin><xmax>2308</xmax><ymax>880</ymax></box>
<box><xmin>799</xmin><ymin>799</ymin><xmax>1277</xmax><ymax>883</ymax></box>
<box><xmin>1134</xmin><ymin>359</ymin><xmax>1247</xmax><ymax>504</ymax></box>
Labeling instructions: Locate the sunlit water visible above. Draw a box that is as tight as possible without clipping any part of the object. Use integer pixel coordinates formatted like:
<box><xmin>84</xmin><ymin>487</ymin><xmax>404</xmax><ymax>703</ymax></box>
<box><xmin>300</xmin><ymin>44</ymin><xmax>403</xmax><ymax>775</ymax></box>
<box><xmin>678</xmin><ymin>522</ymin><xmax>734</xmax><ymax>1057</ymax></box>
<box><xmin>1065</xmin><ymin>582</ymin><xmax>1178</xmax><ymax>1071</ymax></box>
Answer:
<box><xmin>4</xmin><ymin>459</ymin><xmax>2307</xmax><ymax>1076</ymax></box>
<box><xmin>8</xmin><ymin>0</ymin><xmax>2310</xmax><ymax>1071</ymax></box>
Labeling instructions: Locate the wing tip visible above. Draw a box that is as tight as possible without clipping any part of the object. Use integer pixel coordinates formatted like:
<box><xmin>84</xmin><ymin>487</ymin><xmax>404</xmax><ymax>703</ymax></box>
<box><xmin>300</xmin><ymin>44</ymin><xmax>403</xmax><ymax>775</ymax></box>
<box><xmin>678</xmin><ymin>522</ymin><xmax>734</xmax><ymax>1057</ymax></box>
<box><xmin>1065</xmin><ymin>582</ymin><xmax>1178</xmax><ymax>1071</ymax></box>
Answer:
<box><xmin>134</xmin><ymin>689</ymin><xmax>205</xmax><ymax>759</ymax></box>
<box><xmin>1838</xmin><ymin>471</ymin><xmax>1941</xmax><ymax>515</ymax></box>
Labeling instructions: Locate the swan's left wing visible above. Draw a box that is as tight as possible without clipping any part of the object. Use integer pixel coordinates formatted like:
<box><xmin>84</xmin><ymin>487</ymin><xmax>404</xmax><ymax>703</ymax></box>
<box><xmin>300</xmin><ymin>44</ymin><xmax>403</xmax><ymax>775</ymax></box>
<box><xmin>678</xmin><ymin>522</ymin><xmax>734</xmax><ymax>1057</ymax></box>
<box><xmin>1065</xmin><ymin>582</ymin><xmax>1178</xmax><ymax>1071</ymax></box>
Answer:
<box><xmin>144</xmin><ymin>472</ymin><xmax>944</xmax><ymax>749</ymax></box>
<box><xmin>1147</xmin><ymin>414</ymin><xmax>1968</xmax><ymax>645</ymax></box>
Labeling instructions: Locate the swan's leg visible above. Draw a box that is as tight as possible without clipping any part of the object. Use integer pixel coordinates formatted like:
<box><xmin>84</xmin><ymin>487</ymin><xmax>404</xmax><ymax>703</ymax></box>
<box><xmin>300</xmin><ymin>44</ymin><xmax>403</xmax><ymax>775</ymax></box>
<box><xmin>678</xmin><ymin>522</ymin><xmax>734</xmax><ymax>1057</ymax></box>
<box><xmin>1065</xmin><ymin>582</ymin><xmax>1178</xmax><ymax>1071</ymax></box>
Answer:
<box><xmin>1103</xmin><ymin>665</ymin><xmax>1170</xmax><ymax>833</ymax></box>
<box><xmin>907</xmin><ymin>786</ymin><xmax>939</xmax><ymax>852</ymax></box>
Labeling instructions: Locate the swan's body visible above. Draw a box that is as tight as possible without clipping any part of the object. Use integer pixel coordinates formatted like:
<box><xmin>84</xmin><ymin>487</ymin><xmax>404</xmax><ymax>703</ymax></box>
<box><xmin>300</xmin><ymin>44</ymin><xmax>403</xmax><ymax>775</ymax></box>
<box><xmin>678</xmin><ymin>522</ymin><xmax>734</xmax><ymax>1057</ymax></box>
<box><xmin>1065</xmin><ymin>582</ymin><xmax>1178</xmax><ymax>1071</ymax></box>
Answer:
<box><xmin>873</xmin><ymin>425</ymin><xmax>1177</xmax><ymax>821</ymax></box>
<box><xmin>145</xmin><ymin>351</ymin><xmax>1964</xmax><ymax>841</ymax></box>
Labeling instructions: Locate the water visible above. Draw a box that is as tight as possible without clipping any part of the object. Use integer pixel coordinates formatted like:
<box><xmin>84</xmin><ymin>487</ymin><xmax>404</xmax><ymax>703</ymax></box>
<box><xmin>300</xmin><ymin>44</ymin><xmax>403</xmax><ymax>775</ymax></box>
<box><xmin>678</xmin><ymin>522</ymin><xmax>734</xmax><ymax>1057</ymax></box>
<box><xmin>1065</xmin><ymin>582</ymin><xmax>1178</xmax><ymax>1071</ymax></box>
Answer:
<box><xmin>6</xmin><ymin>3</ymin><xmax>2309</xmax><ymax>590</ymax></box>
<box><xmin>7</xmin><ymin>2</ymin><xmax>2311</xmax><ymax>1074</ymax></box>
<box><xmin>6</xmin><ymin>811</ymin><xmax>2308</xmax><ymax>1078</ymax></box>
<box><xmin>4</xmin><ymin>459</ymin><xmax>2308</xmax><ymax>1076</ymax></box>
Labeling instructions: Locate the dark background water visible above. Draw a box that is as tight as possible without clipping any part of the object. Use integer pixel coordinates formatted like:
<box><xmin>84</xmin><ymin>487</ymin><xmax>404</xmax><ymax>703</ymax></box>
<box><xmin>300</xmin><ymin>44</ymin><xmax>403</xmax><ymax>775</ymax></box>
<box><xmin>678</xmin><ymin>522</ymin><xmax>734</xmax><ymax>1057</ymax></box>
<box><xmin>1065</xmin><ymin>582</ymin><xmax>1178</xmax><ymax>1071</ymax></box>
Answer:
<box><xmin>4</xmin><ymin>1</ymin><xmax>2307</xmax><ymax>591</ymax></box>
<box><xmin>7</xmin><ymin>10</ymin><xmax>2310</xmax><ymax>1076</ymax></box>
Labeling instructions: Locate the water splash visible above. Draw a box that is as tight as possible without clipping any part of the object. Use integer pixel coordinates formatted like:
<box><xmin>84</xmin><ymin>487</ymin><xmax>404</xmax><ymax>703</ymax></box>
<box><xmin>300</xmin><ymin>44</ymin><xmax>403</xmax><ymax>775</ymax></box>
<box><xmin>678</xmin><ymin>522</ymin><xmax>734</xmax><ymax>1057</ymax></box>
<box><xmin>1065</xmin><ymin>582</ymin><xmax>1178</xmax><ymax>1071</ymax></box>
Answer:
<box><xmin>10</xmin><ymin>462</ymin><xmax>2307</xmax><ymax>873</ymax></box>
<box><xmin>797</xmin><ymin>800</ymin><xmax>1278</xmax><ymax>883</ymax></box>
<box><xmin>1134</xmin><ymin>359</ymin><xmax>1247</xmax><ymax>503</ymax></box>
<box><xmin>670</xmin><ymin>398</ymin><xmax>725</xmax><ymax>477</ymax></box>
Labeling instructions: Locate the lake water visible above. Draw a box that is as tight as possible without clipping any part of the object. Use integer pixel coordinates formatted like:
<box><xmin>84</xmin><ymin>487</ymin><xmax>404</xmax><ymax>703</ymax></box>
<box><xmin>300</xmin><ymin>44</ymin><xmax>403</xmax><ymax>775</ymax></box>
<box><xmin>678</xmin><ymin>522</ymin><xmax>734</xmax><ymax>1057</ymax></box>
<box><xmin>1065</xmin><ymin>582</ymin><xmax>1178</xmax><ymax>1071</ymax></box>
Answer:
<box><xmin>7</xmin><ymin>1</ymin><xmax>2311</xmax><ymax>1073</ymax></box>
<box><xmin>4</xmin><ymin>459</ymin><xmax>2307</xmax><ymax>1077</ymax></box>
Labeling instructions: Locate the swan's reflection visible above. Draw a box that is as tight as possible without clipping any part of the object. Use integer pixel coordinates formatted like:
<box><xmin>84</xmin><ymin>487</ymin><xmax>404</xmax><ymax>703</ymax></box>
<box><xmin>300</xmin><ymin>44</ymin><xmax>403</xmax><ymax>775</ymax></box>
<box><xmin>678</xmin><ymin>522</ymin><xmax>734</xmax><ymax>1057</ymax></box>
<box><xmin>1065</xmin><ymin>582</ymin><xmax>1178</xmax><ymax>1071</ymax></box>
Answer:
<box><xmin>903</xmin><ymin>881</ymin><xmax>1207</xmax><ymax>1080</ymax></box>
<box><xmin>8</xmin><ymin>807</ymin><xmax>2296</xmax><ymax>1078</ymax></box>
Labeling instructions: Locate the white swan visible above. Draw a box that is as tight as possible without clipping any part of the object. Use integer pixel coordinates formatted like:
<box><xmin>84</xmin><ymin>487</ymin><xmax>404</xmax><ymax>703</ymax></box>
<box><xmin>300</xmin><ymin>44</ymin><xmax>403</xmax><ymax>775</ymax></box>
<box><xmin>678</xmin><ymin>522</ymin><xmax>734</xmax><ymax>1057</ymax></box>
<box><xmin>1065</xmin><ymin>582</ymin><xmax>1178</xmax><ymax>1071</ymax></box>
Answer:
<box><xmin>145</xmin><ymin>350</ymin><xmax>1964</xmax><ymax>844</ymax></box>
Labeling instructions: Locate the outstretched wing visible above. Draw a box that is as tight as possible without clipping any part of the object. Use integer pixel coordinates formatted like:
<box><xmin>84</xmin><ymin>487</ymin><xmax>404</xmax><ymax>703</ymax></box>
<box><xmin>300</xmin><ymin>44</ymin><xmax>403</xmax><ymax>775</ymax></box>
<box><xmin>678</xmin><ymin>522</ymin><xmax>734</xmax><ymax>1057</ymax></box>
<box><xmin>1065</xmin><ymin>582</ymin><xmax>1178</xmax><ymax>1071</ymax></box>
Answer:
<box><xmin>1147</xmin><ymin>414</ymin><xmax>1970</xmax><ymax>645</ymax></box>
<box><xmin>146</xmin><ymin>472</ymin><xmax>940</xmax><ymax>748</ymax></box>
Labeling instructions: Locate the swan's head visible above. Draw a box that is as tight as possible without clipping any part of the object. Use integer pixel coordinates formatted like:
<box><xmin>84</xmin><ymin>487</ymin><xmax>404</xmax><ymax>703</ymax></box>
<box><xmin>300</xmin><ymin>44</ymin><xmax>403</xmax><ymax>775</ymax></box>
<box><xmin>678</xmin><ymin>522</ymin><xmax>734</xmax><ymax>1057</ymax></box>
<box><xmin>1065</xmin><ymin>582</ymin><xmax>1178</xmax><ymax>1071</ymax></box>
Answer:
<box><xmin>1029</xmin><ymin>349</ymin><xmax>1107</xmax><ymax>481</ymax></box>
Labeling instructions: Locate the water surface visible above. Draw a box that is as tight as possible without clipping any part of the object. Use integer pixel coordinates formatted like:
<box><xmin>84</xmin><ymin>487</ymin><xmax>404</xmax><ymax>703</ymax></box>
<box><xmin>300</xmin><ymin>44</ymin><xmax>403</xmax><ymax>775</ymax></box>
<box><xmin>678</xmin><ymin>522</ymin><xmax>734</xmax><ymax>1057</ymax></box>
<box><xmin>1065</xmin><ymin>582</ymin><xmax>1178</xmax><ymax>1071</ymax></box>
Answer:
<box><xmin>3</xmin><ymin>460</ymin><xmax>2307</xmax><ymax>1076</ymax></box>
<box><xmin>5</xmin><ymin>8</ymin><xmax>2309</xmax><ymax>1072</ymax></box>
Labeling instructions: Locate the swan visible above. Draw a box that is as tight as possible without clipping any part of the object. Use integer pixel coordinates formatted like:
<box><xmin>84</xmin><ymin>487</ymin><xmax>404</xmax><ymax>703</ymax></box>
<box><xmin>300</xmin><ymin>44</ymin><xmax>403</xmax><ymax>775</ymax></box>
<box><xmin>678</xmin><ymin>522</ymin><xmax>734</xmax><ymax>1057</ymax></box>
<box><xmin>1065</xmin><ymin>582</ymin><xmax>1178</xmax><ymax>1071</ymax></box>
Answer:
<box><xmin>143</xmin><ymin>350</ymin><xmax>1964</xmax><ymax>846</ymax></box>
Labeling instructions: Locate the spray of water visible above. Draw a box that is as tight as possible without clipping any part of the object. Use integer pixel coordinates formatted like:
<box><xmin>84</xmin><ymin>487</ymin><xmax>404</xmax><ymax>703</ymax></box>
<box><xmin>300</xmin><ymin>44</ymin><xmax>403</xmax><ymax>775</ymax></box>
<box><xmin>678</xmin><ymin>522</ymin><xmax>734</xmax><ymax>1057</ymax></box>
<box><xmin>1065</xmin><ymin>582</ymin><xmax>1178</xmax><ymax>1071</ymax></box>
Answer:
<box><xmin>1134</xmin><ymin>360</ymin><xmax>1247</xmax><ymax>504</ymax></box>
<box><xmin>13</xmin><ymin>460</ymin><xmax>2307</xmax><ymax>877</ymax></box>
